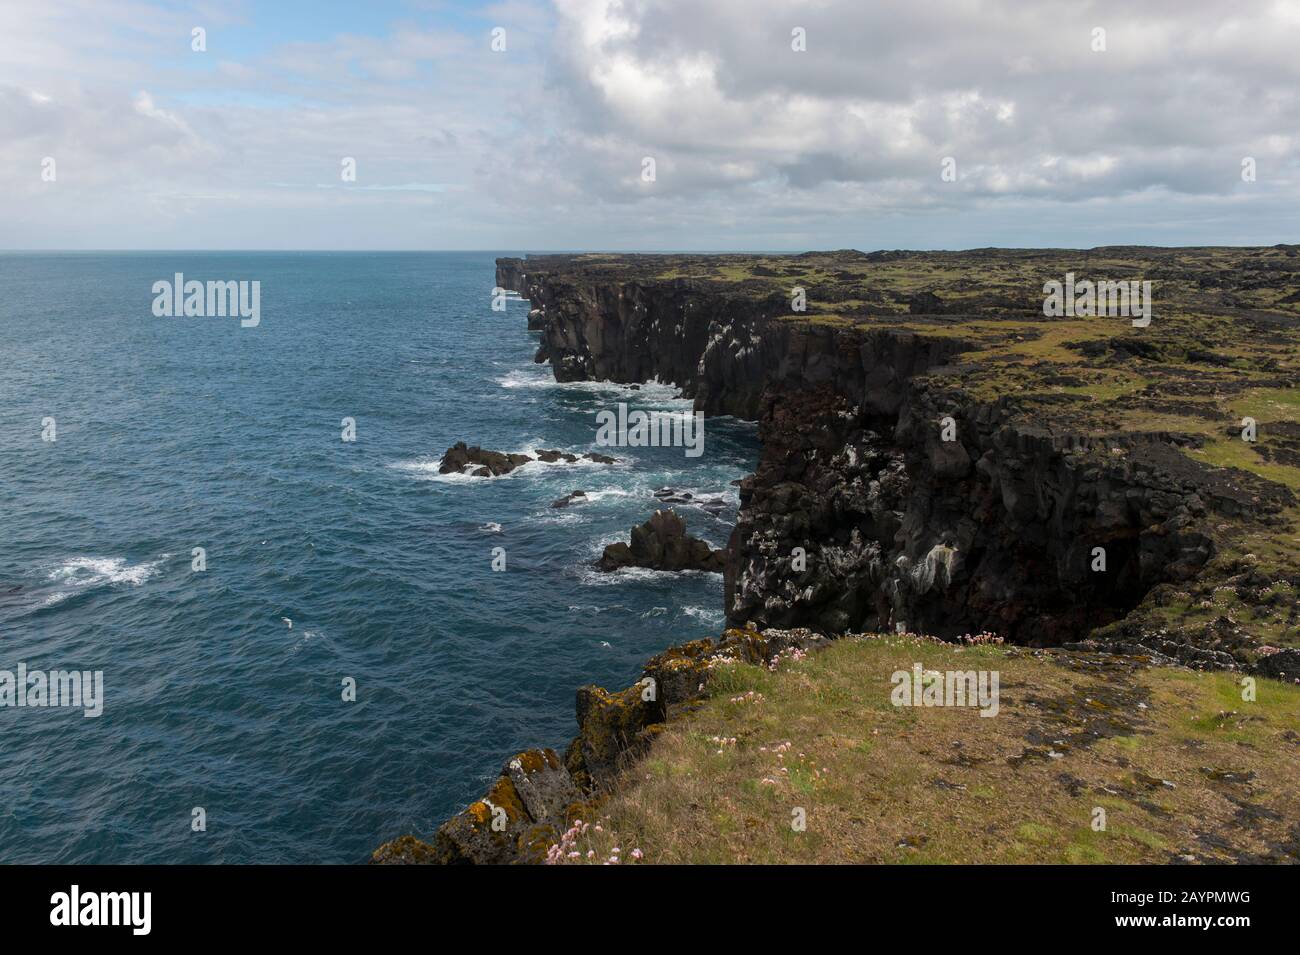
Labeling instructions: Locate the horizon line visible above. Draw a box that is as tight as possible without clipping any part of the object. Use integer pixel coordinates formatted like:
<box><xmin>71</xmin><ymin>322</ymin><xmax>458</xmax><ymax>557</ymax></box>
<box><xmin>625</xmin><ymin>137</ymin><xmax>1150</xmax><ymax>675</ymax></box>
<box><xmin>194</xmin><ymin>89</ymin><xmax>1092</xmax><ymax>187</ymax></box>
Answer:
<box><xmin>3</xmin><ymin>242</ymin><xmax>1299</xmax><ymax>255</ymax></box>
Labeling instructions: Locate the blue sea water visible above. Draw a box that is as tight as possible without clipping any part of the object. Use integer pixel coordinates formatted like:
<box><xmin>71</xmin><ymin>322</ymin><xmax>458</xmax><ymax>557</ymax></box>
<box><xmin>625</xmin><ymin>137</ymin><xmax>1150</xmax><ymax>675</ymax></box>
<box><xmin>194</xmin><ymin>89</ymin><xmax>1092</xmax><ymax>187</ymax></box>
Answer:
<box><xmin>0</xmin><ymin>252</ymin><xmax>758</xmax><ymax>863</ymax></box>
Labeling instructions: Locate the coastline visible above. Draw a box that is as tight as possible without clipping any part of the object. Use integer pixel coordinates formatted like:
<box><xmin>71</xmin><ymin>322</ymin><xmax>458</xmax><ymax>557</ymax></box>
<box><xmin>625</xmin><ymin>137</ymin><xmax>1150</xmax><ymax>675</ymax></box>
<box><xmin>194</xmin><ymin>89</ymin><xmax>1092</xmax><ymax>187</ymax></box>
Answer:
<box><xmin>373</xmin><ymin>249</ymin><xmax>1300</xmax><ymax>864</ymax></box>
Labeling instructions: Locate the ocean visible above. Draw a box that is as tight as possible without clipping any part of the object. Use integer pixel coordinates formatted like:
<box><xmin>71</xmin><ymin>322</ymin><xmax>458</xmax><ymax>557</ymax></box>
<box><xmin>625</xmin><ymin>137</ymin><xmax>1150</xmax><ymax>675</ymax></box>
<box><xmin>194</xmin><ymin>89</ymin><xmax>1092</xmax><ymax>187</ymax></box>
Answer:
<box><xmin>0</xmin><ymin>251</ymin><xmax>758</xmax><ymax>863</ymax></box>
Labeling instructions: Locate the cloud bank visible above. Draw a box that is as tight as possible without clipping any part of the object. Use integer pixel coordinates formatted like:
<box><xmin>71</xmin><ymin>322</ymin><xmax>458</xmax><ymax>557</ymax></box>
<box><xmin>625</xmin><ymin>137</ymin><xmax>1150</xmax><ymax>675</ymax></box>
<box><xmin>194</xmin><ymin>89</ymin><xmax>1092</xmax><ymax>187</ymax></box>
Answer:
<box><xmin>2</xmin><ymin>0</ymin><xmax>1298</xmax><ymax>249</ymax></box>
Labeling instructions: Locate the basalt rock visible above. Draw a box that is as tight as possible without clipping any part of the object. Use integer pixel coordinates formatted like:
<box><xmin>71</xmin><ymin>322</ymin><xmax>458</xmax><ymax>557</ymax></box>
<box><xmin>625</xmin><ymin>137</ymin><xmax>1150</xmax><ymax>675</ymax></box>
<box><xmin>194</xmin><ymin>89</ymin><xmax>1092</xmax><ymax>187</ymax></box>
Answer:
<box><xmin>369</xmin><ymin>834</ymin><xmax>441</xmax><ymax>865</ymax></box>
<box><xmin>504</xmin><ymin>748</ymin><xmax>581</xmax><ymax>823</ymax></box>
<box><xmin>565</xmin><ymin>683</ymin><xmax>661</xmax><ymax>791</ymax></box>
<box><xmin>439</xmin><ymin>442</ymin><xmax>617</xmax><ymax>477</ymax></box>
<box><xmin>598</xmin><ymin>509</ymin><xmax>725</xmax><ymax>573</ymax></box>
<box><xmin>370</xmin><ymin>748</ymin><xmax>576</xmax><ymax>866</ymax></box>
<box><xmin>438</xmin><ymin>442</ymin><xmax>532</xmax><ymax>477</ymax></box>
<box><xmin>726</xmin><ymin>380</ymin><xmax>1230</xmax><ymax>646</ymax></box>
<box><xmin>1253</xmin><ymin>648</ymin><xmax>1300</xmax><ymax>683</ymax></box>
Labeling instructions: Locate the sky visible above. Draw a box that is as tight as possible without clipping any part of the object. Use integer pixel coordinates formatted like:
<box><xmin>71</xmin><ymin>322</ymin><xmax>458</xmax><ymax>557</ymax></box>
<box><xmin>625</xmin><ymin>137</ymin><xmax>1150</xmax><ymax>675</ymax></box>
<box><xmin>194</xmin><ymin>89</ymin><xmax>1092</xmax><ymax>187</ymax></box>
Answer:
<box><xmin>2</xmin><ymin>0</ymin><xmax>1299</xmax><ymax>251</ymax></box>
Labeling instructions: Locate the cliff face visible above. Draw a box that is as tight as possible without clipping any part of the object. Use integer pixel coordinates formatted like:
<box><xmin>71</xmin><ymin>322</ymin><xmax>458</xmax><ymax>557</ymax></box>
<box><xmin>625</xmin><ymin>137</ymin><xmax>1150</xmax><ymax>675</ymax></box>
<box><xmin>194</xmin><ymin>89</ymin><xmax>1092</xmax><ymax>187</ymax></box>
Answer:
<box><xmin>496</xmin><ymin>251</ymin><xmax>1297</xmax><ymax>663</ymax></box>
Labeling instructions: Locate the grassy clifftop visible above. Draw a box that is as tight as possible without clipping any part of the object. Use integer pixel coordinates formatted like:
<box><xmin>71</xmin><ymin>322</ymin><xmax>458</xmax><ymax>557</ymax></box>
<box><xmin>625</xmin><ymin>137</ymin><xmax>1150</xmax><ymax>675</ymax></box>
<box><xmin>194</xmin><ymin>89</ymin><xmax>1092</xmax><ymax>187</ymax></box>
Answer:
<box><xmin>551</xmin><ymin>634</ymin><xmax>1300</xmax><ymax>864</ymax></box>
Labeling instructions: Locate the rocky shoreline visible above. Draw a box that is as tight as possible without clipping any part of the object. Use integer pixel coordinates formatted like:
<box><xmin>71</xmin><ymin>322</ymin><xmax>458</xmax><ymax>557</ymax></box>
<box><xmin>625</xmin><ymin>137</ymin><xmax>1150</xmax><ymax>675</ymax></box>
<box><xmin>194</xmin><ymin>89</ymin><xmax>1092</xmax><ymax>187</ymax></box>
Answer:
<box><xmin>372</xmin><ymin>249</ymin><xmax>1300</xmax><ymax>864</ymax></box>
<box><xmin>371</xmin><ymin>625</ymin><xmax>829</xmax><ymax>864</ymax></box>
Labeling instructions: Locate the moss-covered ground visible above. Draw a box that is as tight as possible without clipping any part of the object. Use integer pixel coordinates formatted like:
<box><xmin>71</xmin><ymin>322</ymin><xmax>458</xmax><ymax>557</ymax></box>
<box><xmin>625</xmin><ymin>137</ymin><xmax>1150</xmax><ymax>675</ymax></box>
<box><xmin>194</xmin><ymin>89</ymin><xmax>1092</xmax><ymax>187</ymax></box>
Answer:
<box><xmin>555</xmin><ymin>635</ymin><xmax>1300</xmax><ymax>864</ymax></box>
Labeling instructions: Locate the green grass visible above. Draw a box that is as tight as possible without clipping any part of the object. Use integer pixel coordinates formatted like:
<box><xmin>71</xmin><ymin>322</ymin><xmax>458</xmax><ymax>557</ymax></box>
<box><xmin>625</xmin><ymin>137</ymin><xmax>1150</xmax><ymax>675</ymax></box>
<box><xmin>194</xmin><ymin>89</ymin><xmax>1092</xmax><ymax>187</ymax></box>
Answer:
<box><xmin>551</xmin><ymin>636</ymin><xmax>1300</xmax><ymax>864</ymax></box>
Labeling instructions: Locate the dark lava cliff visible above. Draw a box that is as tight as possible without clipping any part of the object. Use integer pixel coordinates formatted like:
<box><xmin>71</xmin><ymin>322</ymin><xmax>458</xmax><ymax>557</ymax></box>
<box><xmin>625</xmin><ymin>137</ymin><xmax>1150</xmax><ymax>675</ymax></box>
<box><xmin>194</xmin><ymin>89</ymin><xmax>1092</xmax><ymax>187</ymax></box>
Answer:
<box><xmin>372</xmin><ymin>249</ymin><xmax>1300</xmax><ymax>865</ymax></box>
<box><xmin>497</xmin><ymin>249</ymin><xmax>1299</xmax><ymax>667</ymax></box>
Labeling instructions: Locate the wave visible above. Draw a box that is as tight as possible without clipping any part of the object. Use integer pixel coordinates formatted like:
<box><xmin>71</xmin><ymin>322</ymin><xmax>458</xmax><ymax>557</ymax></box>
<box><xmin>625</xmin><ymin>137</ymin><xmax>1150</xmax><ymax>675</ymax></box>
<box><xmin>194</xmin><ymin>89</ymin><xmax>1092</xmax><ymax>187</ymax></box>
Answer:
<box><xmin>682</xmin><ymin>605</ymin><xmax>726</xmax><ymax>626</ymax></box>
<box><xmin>389</xmin><ymin>458</ymin><xmax>480</xmax><ymax>484</ymax></box>
<box><xmin>289</xmin><ymin>628</ymin><xmax>322</xmax><ymax>655</ymax></box>
<box><xmin>494</xmin><ymin>370</ymin><xmax>690</xmax><ymax>405</ymax></box>
<box><xmin>41</xmin><ymin>555</ymin><xmax>167</xmax><ymax>606</ymax></box>
<box><xmin>533</xmin><ymin>509</ymin><xmax>586</xmax><ymax>526</ymax></box>
<box><xmin>575</xmin><ymin>565</ymin><xmax>721</xmax><ymax>587</ymax></box>
<box><xmin>577</xmin><ymin>487</ymin><xmax>634</xmax><ymax>502</ymax></box>
<box><xmin>495</xmin><ymin>368</ymin><xmax>562</xmax><ymax>390</ymax></box>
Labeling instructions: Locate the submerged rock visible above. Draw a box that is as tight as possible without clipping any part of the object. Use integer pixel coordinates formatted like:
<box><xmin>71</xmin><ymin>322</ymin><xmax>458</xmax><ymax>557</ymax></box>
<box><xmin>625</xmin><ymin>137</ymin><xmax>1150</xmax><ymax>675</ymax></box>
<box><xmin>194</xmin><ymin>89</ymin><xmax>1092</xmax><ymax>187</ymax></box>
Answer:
<box><xmin>535</xmin><ymin>448</ymin><xmax>578</xmax><ymax>463</ymax></box>
<box><xmin>653</xmin><ymin>486</ymin><xmax>731</xmax><ymax>516</ymax></box>
<box><xmin>653</xmin><ymin>487</ymin><xmax>694</xmax><ymax>504</ymax></box>
<box><xmin>550</xmin><ymin>490</ymin><xmax>588</xmax><ymax>508</ymax></box>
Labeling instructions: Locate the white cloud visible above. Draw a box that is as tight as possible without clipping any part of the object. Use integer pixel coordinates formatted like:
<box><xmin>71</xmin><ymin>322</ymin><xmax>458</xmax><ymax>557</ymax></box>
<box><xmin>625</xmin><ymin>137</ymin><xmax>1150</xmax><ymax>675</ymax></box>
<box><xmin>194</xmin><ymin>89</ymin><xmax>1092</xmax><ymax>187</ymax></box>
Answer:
<box><xmin>1</xmin><ymin>0</ymin><xmax>1298</xmax><ymax>249</ymax></box>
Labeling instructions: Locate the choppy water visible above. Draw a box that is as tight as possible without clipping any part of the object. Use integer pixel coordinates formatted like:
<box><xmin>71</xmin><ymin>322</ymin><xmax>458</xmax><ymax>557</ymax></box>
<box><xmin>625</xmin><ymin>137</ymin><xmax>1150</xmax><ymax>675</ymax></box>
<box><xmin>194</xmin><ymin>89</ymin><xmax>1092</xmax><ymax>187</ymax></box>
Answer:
<box><xmin>0</xmin><ymin>252</ymin><xmax>757</xmax><ymax>863</ymax></box>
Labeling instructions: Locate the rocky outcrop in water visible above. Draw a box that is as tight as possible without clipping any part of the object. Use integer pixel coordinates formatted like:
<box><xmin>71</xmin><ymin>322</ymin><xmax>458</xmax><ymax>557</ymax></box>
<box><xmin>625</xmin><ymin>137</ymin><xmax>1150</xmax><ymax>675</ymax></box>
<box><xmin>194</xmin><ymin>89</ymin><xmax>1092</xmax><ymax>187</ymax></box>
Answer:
<box><xmin>439</xmin><ymin>442</ymin><xmax>616</xmax><ymax>477</ymax></box>
<box><xmin>597</xmin><ymin>509</ymin><xmax>725</xmax><ymax>573</ymax></box>
<box><xmin>439</xmin><ymin>442</ymin><xmax>531</xmax><ymax>477</ymax></box>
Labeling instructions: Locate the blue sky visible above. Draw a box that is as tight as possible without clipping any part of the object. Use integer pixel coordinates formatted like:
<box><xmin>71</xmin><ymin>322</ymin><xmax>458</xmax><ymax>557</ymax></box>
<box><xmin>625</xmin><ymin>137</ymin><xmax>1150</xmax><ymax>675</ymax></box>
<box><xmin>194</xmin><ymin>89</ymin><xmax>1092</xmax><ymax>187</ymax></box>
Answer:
<box><xmin>3</xmin><ymin>0</ymin><xmax>1299</xmax><ymax>250</ymax></box>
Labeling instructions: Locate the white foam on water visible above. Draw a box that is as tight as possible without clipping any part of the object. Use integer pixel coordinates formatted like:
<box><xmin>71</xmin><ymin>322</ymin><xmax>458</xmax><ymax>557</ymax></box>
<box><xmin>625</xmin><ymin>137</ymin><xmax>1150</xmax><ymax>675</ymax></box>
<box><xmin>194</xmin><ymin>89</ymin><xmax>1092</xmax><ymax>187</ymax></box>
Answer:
<box><xmin>389</xmin><ymin>458</ymin><xmax>481</xmax><ymax>483</ymax></box>
<box><xmin>495</xmin><ymin>369</ymin><xmax>690</xmax><ymax>406</ymax></box>
<box><xmin>289</xmin><ymin>628</ymin><xmax>321</xmax><ymax>655</ymax></box>
<box><xmin>494</xmin><ymin>368</ymin><xmax>554</xmax><ymax>390</ymax></box>
<box><xmin>578</xmin><ymin>487</ymin><xmax>634</xmax><ymax>502</ymax></box>
<box><xmin>42</xmin><ymin>555</ymin><xmax>167</xmax><ymax>604</ymax></box>
<box><xmin>534</xmin><ymin>509</ymin><xmax>586</xmax><ymax>526</ymax></box>
<box><xmin>513</xmin><ymin>450</ymin><xmax>626</xmax><ymax>473</ymax></box>
<box><xmin>576</xmin><ymin>565</ymin><xmax>718</xmax><ymax>587</ymax></box>
<box><xmin>682</xmin><ymin>605</ymin><xmax>726</xmax><ymax>626</ymax></box>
